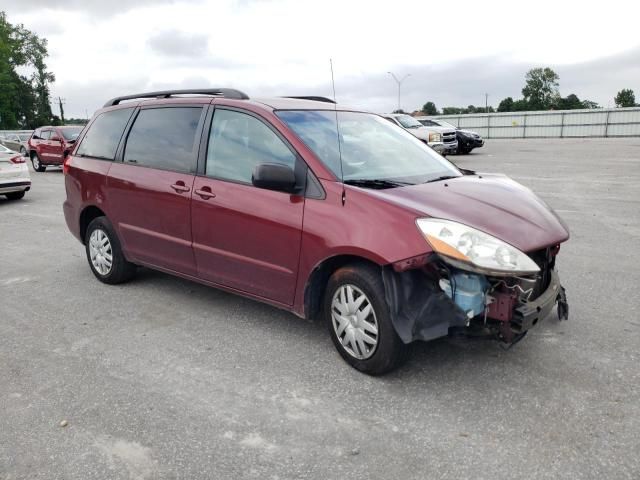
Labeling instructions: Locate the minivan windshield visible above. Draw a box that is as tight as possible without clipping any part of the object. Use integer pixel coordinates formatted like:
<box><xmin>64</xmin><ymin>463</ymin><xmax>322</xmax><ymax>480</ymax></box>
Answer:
<box><xmin>276</xmin><ymin>110</ymin><xmax>461</xmax><ymax>186</ymax></box>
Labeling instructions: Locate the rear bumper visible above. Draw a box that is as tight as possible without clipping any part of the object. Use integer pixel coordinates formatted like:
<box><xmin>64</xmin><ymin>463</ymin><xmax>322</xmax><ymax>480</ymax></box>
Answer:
<box><xmin>0</xmin><ymin>180</ymin><xmax>31</xmax><ymax>194</ymax></box>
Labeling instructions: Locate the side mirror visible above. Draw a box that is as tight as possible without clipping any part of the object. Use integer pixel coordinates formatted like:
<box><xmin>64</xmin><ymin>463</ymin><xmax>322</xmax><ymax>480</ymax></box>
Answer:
<box><xmin>252</xmin><ymin>163</ymin><xmax>296</xmax><ymax>193</ymax></box>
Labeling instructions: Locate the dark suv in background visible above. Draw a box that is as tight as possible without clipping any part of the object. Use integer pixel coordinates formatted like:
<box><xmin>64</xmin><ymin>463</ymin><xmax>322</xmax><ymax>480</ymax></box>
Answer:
<box><xmin>28</xmin><ymin>125</ymin><xmax>83</xmax><ymax>171</ymax></box>
<box><xmin>63</xmin><ymin>88</ymin><xmax>569</xmax><ymax>374</ymax></box>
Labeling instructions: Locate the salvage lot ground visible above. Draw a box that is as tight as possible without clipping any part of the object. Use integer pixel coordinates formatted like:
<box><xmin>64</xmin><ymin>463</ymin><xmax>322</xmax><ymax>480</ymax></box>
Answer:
<box><xmin>1</xmin><ymin>138</ymin><xmax>639</xmax><ymax>479</ymax></box>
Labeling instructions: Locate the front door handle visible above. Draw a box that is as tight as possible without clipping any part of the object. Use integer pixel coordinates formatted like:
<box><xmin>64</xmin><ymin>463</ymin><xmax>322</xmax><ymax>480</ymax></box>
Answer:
<box><xmin>195</xmin><ymin>186</ymin><xmax>215</xmax><ymax>200</ymax></box>
<box><xmin>171</xmin><ymin>182</ymin><xmax>191</xmax><ymax>193</ymax></box>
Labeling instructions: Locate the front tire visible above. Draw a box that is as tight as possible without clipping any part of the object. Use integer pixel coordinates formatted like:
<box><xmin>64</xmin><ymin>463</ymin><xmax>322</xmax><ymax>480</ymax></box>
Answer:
<box><xmin>324</xmin><ymin>263</ymin><xmax>407</xmax><ymax>375</ymax></box>
<box><xmin>5</xmin><ymin>191</ymin><xmax>25</xmax><ymax>200</ymax></box>
<box><xmin>31</xmin><ymin>153</ymin><xmax>46</xmax><ymax>172</ymax></box>
<box><xmin>20</xmin><ymin>146</ymin><xmax>27</xmax><ymax>156</ymax></box>
<box><xmin>85</xmin><ymin>216</ymin><xmax>136</xmax><ymax>284</ymax></box>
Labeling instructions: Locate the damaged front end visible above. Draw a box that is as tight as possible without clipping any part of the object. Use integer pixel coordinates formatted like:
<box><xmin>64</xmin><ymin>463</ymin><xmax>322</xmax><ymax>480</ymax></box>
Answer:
<box><xmin>382</xmin><ymin>246</ymin><xmax>569</xmax><ymax>346</ymax></box>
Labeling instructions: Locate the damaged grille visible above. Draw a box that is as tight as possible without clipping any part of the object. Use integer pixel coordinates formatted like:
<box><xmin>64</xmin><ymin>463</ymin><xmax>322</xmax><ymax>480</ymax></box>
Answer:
<box><xmin>527</xmin><ymin>247</ymin><xmax>556</xmax><ymax>300</ymax></box>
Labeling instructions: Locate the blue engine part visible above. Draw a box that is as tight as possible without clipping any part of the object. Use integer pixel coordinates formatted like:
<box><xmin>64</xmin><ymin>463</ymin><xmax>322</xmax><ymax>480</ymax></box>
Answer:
<box><xmin>439</xmin><ymin>272</ymin><xmax>489</xmax><ymax>318</ymax></box>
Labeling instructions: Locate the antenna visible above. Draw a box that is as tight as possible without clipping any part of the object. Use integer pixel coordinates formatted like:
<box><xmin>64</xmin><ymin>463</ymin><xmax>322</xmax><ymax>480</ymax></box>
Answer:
<box><xmin>330</xmin><ymin>59</ymin><xmax>346</xmax><ymax>205</ymax></box>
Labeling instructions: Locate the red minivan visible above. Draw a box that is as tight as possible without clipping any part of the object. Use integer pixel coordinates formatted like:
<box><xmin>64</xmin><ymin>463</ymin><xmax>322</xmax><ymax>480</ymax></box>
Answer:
<box><xmin>63</xmin><ymin>89</ymin><xmax>569</xmax><ymax>374</ymax></box>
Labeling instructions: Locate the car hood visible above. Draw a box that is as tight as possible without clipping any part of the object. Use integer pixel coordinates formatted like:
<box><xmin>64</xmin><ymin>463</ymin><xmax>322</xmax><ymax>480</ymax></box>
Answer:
<box><xmin>408</xmin><ymin>126</ymin><xmax>454</xmax><ymax>141</ymax></box>
<box><xmin>369</xmin><ymin>173</ymin><xmax>569</xmax><ymax>252</ymax></box>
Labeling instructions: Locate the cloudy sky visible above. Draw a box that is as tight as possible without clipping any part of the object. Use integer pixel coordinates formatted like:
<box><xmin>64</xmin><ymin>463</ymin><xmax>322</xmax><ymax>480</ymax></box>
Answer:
<box><xmin>4</xmin><ymin>0</ymin><xmax>640</xmax><ymax>118</ymax></box>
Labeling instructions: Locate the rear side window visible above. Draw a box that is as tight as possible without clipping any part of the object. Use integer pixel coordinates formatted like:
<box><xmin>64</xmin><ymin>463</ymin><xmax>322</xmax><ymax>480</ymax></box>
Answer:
<box><xmin>77</xmin><ymin>108</ymin><xmax>133</xmax><ymax>160</ymax></box>
<box><xmin>206</xmin><ymin>109</ymin><xmax>296</xmax><ymax>183</ymax></box>
<box><xmin>124</xmin><ymin>107</ymin><xmax>203</xmax><ymax>173</ymax></box>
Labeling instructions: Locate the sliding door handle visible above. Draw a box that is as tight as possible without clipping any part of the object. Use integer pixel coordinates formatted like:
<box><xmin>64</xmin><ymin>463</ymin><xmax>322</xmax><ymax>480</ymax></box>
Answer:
<box><xmin>195</xmin><ymin>187</ymin><xmax>215</xmax><ymax>200</ymax></box>
<box><xmin>171</xmin><ymin>182</ymin><xmax>191</xmax><ymax>193</ymax></box>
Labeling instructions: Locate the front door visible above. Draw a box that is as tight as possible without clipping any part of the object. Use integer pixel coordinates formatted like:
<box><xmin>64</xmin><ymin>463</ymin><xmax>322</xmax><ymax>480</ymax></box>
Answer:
<box><xmin>191</xmin><ymin>108</ymin><xmax>305</xmax><ymax>305</ymax></box>
<box><xmin>107</xmin><ymin>106</ymin><xmax>205</xmax><ymax>276</ymax></box>
<box><xmin>48</xmin><ymin>130</ymin><xmax>65</xmax><ymax>164</ymax></box>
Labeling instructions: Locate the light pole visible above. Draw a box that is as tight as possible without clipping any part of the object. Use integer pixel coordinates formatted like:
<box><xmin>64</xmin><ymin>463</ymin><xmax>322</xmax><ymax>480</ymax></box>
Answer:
<box><xmin>388</xmin><ymin>72</ymin><xmax>411</xmax><ymax>112</ymax></box>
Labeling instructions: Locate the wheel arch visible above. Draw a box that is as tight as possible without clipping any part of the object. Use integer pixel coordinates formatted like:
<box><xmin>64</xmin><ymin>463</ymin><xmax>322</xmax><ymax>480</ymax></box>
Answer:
<box><xmin>303</xmin><ymin>254</ymin><xmax>383</xmax><ymax>321</ymax></box>
<box><xmin>79</xmin><ymin>205</ymin><xmax>107</xmax><ymax>244</ymax></box>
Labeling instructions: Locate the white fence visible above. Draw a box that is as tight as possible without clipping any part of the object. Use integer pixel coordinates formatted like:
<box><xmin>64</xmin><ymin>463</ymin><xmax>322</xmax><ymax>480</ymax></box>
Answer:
<box><xmin>425</xmin><ymin>107</ymin><xmax>640</xmax><ymax>139</ymax></box>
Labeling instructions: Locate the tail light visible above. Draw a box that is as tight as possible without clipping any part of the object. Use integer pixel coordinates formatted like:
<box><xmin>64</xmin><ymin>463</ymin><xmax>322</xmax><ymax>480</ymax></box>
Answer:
<box><xmin>9</xmin><ymin>155</ymin><xmax>25</xmax><ymax>164</ymax></box>
<box><xmin>63</xmin><ymin>152</ymin><xmax>71</xmax><ymax>175</ymax></box>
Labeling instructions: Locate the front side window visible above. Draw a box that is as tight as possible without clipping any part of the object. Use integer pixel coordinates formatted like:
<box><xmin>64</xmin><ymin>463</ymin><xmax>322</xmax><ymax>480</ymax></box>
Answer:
<box><xmin>77</xmin><ymin>108</ymin><xmax>134</xmax><ymax>160</ymax></box>
<box><xmin>206</xmin><ymin>109</ymin><xmax>296</xmax><ymax>183</ymax></box>
<box><xmin>277</xmin><ymin>110</ymin><xmax>460</xmax><ymax>185</ymax></box>
<box><xmin>124</xmin><ymin>107</ymin><xmax>203</xmax><ymax>173</ymax></box>
<box><xmin>40</xmin><ymin>130</ymin><xmax>51</xmax><ymax>140</ymax></box>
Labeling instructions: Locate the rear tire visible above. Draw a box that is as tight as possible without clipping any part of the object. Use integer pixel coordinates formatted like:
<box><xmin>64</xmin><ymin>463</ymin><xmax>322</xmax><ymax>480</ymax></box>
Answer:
<box><xmin>5</xmin><ymin>191</ymin><xmax>25</xmax><ymax>200</ymax></box>
<box><xmin>324</xmin><ymin>263</ymin><xmax>407</xmax><ymax>375</ymax></box>
<box><xmin>85</xmin><ymin>216</ymin><xmax>136</xmax><ymax>284</ymax></box>
<box><xmin>20</xmin><ymin>146</ymin><xmax>27</xmax><ymax>156</ymax></box>
<box><xmin>31</xmin><ymin>153</ymin><xmax>46</xmax><ymax>172</ymax></box>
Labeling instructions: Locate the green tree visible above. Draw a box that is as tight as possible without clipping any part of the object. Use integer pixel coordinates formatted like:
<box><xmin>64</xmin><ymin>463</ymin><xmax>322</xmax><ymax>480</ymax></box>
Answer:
<box><xmin>442</xmin><ymin>107</ymin><xmax>463</xmax><ymax>115</ymax></box>
<box><xmin>0</xmin><ymin>11</ymin><xmax>55</xmax><ymax>129</ymax></box>
<box><xmin>522</xmin><ymin>67</ymin><xmax>560</xmax><ymax>110</ymax></box>
<box><xmin>421</xmin><ymin>101</ymin><xmax>438</xmax><ymax>115</ymax></box>
<box><xmin>555</xmin><ymin>93</ymin><xmax>584</xmax><ymax>110</ymax></box>
<box><xmin>614</xmin><ymin>89</ymin><xmax>636</xmax><ymax>108</ymax></box>
<box><xmin>497</xmin><ymin>97</ymin><xmax>514</xmax><ymax>112</ymax></box>
<box><xmin>581</xmin><ymin>100</ymin><xmax>600</xmax><ymax>109</ymax></box>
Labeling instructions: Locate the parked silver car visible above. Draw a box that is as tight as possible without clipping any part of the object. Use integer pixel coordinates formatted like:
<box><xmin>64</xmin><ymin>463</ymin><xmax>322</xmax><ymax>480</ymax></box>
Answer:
<box><xmin>0</xmin><ymin>132</ymin><xmax>32</xmax><ymax>156</ymax></box>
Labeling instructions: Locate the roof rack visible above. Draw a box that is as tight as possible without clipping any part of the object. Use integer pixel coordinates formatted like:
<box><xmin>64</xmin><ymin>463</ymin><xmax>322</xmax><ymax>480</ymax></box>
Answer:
<box><xmin>283</xmin><ymin>96</ymin><xmax>336</xmax><ymax>104</ymax></box>
<box><xmin>103</xmin><ymin>88</ymin><xmax>250</xmax><ymax>107</ymax></box>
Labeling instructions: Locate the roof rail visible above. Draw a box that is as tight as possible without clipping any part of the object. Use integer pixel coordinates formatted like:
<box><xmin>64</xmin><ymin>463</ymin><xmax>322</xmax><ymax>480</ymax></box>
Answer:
<box><xmin>103</xmin><ymin>88</ymin><xmax>250</xmax><ymax>107</ymax></box>
<box><xmin>283</xmin><ymin>96</ymin><xmax>336</xmax><ymax>104</ymax></box>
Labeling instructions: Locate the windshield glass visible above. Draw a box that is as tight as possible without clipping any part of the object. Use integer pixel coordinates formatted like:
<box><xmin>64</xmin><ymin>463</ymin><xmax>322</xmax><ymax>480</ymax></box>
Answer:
<box><xmin>276</xmin><ymin>110</ymin><xmax>460</xmax><ymax>185</ymax></box>
<box><xmin>61</xmin><ymin>127</ymin><xmax>83</xmax><ymax>141</ymax></box>
<box><xmin>395</xmin><ymin>115</ymin><xmax>423</xmax><ymax>129</ymax></box>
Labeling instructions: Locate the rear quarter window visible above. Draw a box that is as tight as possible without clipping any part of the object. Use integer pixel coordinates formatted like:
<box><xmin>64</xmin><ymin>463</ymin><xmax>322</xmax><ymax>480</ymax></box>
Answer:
<box><xmin>76</xmin><ymin>108</ymin><xmax>134</xmax><ymax>160</ymax></box>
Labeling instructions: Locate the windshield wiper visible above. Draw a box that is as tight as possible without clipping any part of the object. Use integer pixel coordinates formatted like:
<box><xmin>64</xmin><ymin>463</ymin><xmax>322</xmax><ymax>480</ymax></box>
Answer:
<box><xmin>424</xmin><ymin>175</ymin><xmax>460</xmax><ymax>183</ymax></box>
<box><xmin>345</xmin><ymin>179</ymin><xmax>413</xmax><ymax>189</ymax></box>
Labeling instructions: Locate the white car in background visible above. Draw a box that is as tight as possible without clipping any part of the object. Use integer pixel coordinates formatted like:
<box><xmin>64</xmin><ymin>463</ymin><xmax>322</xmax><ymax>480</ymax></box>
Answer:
<box><xmin>0</xmin><ymin>144</ymin><xmax>31</xmax><ymax>200</ymax></box>
<box><xmin>381</xmin><ymin>113</ymin><xmax>458</xmax><ymax>155</ymax></box>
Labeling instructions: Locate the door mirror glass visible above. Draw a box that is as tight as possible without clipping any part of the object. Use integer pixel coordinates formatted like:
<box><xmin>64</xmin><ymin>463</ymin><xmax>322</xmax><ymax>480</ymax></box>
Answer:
<box><xmin>252</xmin><ymin>163</ymin><xmax>296</xmax><ymax>193</ymax></box>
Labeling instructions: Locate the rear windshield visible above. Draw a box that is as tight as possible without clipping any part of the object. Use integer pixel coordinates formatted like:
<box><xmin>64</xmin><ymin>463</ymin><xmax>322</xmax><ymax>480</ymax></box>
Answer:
<box><xmin>276</xmin><ymin>110</ymin><xmax>460</xmax><ymax>185</ymax></box>
<box><xmin>18</xmin><ymin>133</ymin><xmax>31</xmax><ymax>141</ymax></box>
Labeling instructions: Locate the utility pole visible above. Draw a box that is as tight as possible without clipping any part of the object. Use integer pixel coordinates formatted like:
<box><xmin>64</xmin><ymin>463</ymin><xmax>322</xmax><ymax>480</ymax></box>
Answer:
<box><xmin>57</xmin><ymin>96</ymin><xmax>66</xmax><ymax>124</ymax></box>
<box><xmin>485</xmin><ymin>93</ymin><xmax>489</xmax><ymax>113</ymax></box>
<box><xmin>387</xmin><ymin>72</ymin><xmax>411</xmax><ymax>112</ymax></box>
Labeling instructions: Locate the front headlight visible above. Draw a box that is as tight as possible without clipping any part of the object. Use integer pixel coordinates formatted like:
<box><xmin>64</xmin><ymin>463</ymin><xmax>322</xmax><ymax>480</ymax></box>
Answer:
<box><xmin>428</xmin><ymin>132</ymin><xmax>442</xmax><ymax>142</ymax></box>
<box><xmin>416</xmin><ymin>218</ymin><xmax>540</xmax><ymax>275</ymax></box>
